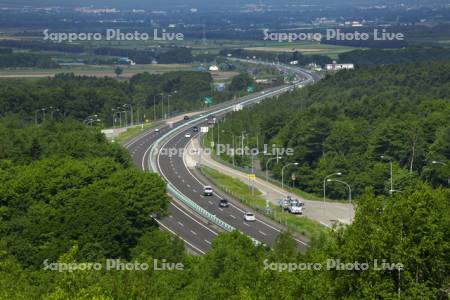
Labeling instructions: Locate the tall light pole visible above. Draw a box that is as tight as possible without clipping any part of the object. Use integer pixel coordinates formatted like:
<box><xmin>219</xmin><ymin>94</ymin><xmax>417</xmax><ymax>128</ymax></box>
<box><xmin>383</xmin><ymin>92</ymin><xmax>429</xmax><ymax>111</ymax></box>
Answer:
<box><xmin>323</xmin><ymin>172</ymin><xmax>342</xmax><ymax>202</ymax></box>
<box><xmin>282</xmin><ymin>162</ymin><xmax>299</xmax><ymax>190</ymax></box>
<box><xmin>41</xmin><ymin>107</ymin><xmax>49</xmax><ymax>122</ymax></box>
<box><xmin>432</xmin><ymin>160</ymin><xmax>449</xmax><ymax>185</ymax></box>
<box><xmin>34</xmin><ymin>109</ymin><xmax>41</xmax><ymax>126</ymax></box>
<box><xmin>123</xmin><ymin>104</ymin><xmax>133</xmax><ymax>126</ymax></box>
<box><xmin>381</xmin><ymin>155</ymin><xmax>394</xmax><ymax>195</ymax></box>
<box><xmin>327</xmin><ymin>178</ymin><xmax>352</xmax><ymax>223</ymax></box>
<box><xmin>112</xmin><ymin>108</ymin><xmax>117</xmax><ymax>128</ymax></box>
<box><xmin>322</xmin><ymin>172</ymin><xmax>342</xmax><ymax>226</ymax></box>
<box><xmin>266</xmin><ymin>156</ymin><xmax>282</xmax><ymax>182</ymax></box>
<box><xmin>153</xmin><ymin>95</ymin><xmax>156</xmax><ymax>121</ymax></box>
<box><xmin>167</xmin><ymin>94</ymin><xmax>171</xmax><ymax>119</ymax></box>
<box><xmin>159</xmin><ymin>93</ymin><xmax>164</xmax><ymax>120</ymax></box>
<box><xmin>50</xmin><ymin>108</ymin><xmax>60</xmax><ymax>120</ymax></box>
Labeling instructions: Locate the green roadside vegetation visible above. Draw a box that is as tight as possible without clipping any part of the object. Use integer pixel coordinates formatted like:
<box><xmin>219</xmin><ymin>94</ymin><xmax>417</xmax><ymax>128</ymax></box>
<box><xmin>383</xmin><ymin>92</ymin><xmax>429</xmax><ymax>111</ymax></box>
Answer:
<box><xmin>209</xmin><ymin>60</ymin><xmax>450</xmax><ymax>200</ymax></box>
<box><xmin>200</xmin><ymin>166</ymin><xmax>327</xmax><ymax>240</ymax></box>
<box><xmin>115</xmin><ymin>122</ymin><xmax>157</xmax><ymax>144</ymax></box>
<box><xmin>201</xmin><ymin>133</ymin><xmax>338</xmax><ymax>203</ymax></box>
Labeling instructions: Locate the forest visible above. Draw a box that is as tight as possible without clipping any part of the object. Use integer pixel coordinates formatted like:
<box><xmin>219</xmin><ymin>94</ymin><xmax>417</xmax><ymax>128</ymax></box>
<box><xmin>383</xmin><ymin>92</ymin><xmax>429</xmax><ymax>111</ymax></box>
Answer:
<box><xmin>211</xmin><ymin>61</ymin><xmax>450</xmax><ymax>199</ymax></box>
<box><xmin>0</xmin><ymin>118</ymin><xmax>448</xmax><ymax>299</ymax></box>
<box><xmin>0</xmin><ymin>70</ymin><xmax>255</xmax><ymax>125</ymax></box>
<box><xmin>338</xmin><ymin>47</ymin><xmax>450</xmax><ymax>68</ymax></box>
<box><xmin>0</xmin><ymin>58</ymin><xmax>448</xmax><ymax>298</ymax></box>
<box><xmin>0</xmin><ymin>52</ymin><xmax>59</xmax><ymax>68</ymax></box>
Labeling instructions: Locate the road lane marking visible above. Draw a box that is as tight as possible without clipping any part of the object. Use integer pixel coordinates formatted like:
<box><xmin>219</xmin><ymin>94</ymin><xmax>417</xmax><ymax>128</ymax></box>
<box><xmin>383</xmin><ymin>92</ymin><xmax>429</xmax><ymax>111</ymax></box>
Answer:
<box><xmin>230</xmin><ymin>214</ymin><xmax>236</xmax><ymax>219</ymax></box>
<box><xmin>190</xmin><ymin>230</ymin><xmax>197</xmax><ymax>235</ymax></box>
<box><xmin>154</xmin><ymin>219</ymin><xmax>205</xmax><ymax>255</ymax></box>
<box><xmin>259</xmin><ymin>230</ymin><xmax>267</xmax><ymax>236</ymax></box>
<box><xmin>177</xmin><ymin>221</ymin><xmax>184</xmax><ymax>227</ymax></box>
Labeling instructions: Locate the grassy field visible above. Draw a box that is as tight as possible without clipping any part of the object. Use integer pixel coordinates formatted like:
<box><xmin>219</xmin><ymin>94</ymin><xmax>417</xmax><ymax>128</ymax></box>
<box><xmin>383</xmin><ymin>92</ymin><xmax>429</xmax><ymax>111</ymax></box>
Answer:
<box><xmin>200</xmin><ymin>166</ymin><xmax>327</xmax><ymax>240</ymax></box>
<box><xmin>243</xmin><ymin>42</ymin><xmax>359</xmax><ymax>59</ymax></box>
<box><xmin>0</xmin><ymin>64</ymin><xmax>196</xmax><ymax>79</ymax></box>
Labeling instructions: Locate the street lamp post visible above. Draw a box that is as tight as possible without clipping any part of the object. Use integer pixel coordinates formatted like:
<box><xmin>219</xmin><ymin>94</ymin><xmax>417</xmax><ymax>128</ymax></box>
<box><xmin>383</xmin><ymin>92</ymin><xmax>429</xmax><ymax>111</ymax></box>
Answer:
<box><xmin>281</xmin><ymin>162</ymin><xmax>299</xmax><ymax>190</ymax></box>
<box><xmin>323</xmin><ymin>172</ymin><xmax>342</xmax><ymax>202</ymax></box>
<box><xmin>322</xmin><ymin>172</ymin><xmax>342</xmax><ymax>226</ymax></box>
<box><xmin>34</xmin><ymin>109</ymin><xmax>41</xmax><ymax>126</ymax></box>
<box><xmin>50</xmin><ymin>108</ymin><xmax>60</xmax><ymax>120</ymax></box>
<box><xmin>327</xmin><ymin>178</ymin><xmax>352</xmax><ymax>223</ymax></box>
<box><xmin>432</xmin><ymin>160</ymin><xmax>449</xmax><ymax>185</ymax></box>
<box><xmin>167</xmin><ymin>95</ymin><xmax>171</xmax><ymax>119</ymax></box>
<box><xmin>266</xmin><ymin>156</ymin><xmax>282</xmax><ymax>182</ymax></box>
<box><xmin>381</xmin><ymin>155</ymin><xmax>394</xmax><ymax>194</ymax></box>
<box><xmin>41</xmin><ymin>107</ymin><xmax>48</xmax><ymax>122</ymax></box>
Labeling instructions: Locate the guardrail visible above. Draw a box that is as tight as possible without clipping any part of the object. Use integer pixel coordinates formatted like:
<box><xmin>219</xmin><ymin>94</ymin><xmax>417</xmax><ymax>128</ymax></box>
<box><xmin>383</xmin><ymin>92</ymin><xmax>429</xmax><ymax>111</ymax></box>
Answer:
<box><xmin>167</xmin><ymin>183</ymin><xmax>236</xmax><ymax>232</ymax></box>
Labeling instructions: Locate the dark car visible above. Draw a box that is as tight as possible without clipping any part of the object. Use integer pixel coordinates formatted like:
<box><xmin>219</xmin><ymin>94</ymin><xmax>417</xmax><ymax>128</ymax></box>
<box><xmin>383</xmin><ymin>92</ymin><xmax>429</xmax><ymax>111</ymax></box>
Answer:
<box><xmin>192</xmin><ymin>126</ymin><xmax>199</xmax><ymax>132</ymax></box>
<box><xmin>184</xmin><ymin>115</ymin><xmax>190</xmax><ymax>120</ymax></box>
<box><xmin>219</xmin><ymin>199</ymin><xmax>229</xmax><ymax>208</ymax></box>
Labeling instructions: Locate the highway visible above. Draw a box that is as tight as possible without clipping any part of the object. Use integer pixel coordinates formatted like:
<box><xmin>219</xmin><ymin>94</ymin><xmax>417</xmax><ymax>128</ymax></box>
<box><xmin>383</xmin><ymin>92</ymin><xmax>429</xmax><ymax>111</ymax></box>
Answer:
<box><xmin>126</xmin><ymin>64</ymin><xmax>316</xmax><ymax>254</ymax></box>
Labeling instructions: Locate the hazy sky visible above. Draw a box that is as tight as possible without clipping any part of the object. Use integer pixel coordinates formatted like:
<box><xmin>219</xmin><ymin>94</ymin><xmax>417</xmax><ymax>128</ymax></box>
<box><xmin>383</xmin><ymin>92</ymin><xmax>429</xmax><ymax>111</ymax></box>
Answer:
<box><xmin>1</xmin><ymin>0</ymin><xmax>444</xmax><ymax>8</ymax></box>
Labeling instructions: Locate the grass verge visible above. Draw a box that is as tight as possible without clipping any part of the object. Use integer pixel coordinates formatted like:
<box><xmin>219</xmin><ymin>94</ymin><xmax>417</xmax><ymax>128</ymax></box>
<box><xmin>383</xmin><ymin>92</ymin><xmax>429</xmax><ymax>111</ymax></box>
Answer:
<box><xmin>116</xmin><ymin>123</ymin><xmax>156</xmax><ymax>144</ymax></box>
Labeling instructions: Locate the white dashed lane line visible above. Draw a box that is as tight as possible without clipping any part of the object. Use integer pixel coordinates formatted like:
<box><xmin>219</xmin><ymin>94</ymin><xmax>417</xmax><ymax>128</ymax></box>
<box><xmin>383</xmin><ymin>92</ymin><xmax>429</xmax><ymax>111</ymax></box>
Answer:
<box><xmin>229</xmin><ymin>214</ymin><xmax>236</xmax><ymax>219</ymax></box>
<box><xmin>259</xmin><ymin>230</ymin><xmax>267</xmax><ymax>236</ymax></box>
<box><xmin>177</xmin><ymin>221</ymin><xmax>184</xmax><ymax>227</ymax></box>
<box><xmin>190</xmin><ymin>230</ymin><xmax>197</xmax><ymax>236</ymax></box>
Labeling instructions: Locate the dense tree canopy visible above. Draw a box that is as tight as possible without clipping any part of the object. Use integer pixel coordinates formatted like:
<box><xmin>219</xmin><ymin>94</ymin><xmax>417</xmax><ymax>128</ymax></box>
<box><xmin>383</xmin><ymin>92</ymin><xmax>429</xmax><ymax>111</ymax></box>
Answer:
<box><xmin>0</xmin><ymin>120</ymin><xmax>170</xmax><ymax>270</ymax></box>
<box><xmin>213</xmin><ymin>61</ymin><xmax>450</xmax><ymax>199</ymax></box>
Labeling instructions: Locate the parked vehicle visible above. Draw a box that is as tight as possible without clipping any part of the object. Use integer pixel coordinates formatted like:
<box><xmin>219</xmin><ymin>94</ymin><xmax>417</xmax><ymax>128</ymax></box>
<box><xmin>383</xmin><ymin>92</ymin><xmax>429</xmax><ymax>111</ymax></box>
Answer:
<box><xmin>287</xmin><ymin>204</ymin><xmax>303</xmax><ymax>214</ymax></box>
<box><xmin>203</xmin><ymin>186</ymin><xmax>213</xmax><ymax>196</ymax></box>
<box><xmin>278</xmin><ymin>199</ymin><xmax>290</xmax><ymax>211</ymax></box>
<box><xmin>184</xmin><ymin>115</ymin><xmax>190</xmax><ymax>120</ymax></box>
<box><xmin>192</xmin><ymin>126</ymin><xmax>199</xmax><ymax>132</ymax></box>
<box><xmin>279</xmin><ymin>196</ymin><xmax>304</xmax><ymax>214</ymax></box>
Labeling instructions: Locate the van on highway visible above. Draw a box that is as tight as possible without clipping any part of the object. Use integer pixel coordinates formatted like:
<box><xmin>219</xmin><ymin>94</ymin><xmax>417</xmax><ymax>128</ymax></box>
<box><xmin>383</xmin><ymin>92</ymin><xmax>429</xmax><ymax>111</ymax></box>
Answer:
<box><xmin>203</xmin><ymin>186</ymin><xmax>213</xmax><ymax>196</ymax></box>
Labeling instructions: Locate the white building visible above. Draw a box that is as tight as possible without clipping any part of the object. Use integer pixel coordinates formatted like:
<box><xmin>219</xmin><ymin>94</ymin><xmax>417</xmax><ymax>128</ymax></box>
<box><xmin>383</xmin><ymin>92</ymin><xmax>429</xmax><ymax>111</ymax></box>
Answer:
<box><xmin>325</xmin><ymin>61</ymin><xmax>354</xmax><ymax>71</ymax></box>
<box><xmin>209</xmin><ymin>65</ymin><xmax>219</xmax><ymax>71</ymax></box>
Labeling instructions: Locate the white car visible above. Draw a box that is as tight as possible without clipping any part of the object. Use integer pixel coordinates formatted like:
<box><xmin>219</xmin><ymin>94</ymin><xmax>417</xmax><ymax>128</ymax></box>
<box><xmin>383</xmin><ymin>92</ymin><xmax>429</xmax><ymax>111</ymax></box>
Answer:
<box><xmin>154</xmin><ymin>128</ymin><xmax>160</xmax><ymax>132</ymax></box>
<box><xmin>203</xmin><ymin>186</ymin><xmax>213</xmax><ymax>196</ymax></box>
<box><xmin>185</xmin><ymin>133</ymin><xmax>192</xmax><ymax>138</ymax></box>
<box><xmin>244</xmin><ymin>212</ymin><xmax>256</xmax><ymax>222</ymax></box>
<box><xmin>288</xmin><ymin>204</ymin><xmax>303</xmax><ymax>215</ymax></box>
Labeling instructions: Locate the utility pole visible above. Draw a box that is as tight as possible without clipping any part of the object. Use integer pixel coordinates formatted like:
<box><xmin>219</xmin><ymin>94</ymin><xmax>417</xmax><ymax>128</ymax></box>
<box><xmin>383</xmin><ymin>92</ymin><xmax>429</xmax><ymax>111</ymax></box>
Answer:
<box><xmin>153</xmin><ymin>96</ymin><xmax>156</xmax><ymax>121</ymax></box>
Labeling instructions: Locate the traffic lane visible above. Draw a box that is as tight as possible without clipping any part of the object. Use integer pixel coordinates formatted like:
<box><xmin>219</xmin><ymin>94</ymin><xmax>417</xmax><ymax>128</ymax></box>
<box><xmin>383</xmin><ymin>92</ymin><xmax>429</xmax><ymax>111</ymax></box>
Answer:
<box><xmin>158</xmin><ymin>201</ymin><xmax>219</xmax><ymax>254</ymax></box>
<box><xmin>158</xmin><ymin>129</ymin><xmax>282</xmax><ymax>246</ymax></box>
<box><xmin>126</xmin><ymin>124</ymin><xmax>219</xmax><ymax>254</ymax></box>
<box><xmin>161</xmin><ymin>125</ymin><xmax>309</xmax><ymax>249</ymax></box>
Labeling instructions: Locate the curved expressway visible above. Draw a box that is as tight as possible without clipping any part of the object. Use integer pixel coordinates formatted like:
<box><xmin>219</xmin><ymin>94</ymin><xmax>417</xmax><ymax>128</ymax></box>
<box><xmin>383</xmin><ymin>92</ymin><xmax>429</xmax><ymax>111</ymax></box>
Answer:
<box><xmin>128</xmin><ymin>66</ymin><xmax>316</xmax><ymax>254</ymax></box>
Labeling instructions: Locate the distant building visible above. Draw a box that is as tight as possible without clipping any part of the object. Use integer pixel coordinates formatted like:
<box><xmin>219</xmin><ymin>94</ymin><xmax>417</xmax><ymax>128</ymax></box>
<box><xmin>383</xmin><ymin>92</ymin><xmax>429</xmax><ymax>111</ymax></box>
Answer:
<box><xmin>307</xmin><ymin>63</ymin><xmax>322</xmax><ymax>71</ymax></box>
<box><xmin>209</xmin><ymin>65</ymin><xmax>219</xmax><ymax>71</ymax></box>
<box><xmin>118</xmin><ymin>57</ymin><xmax>136</xmax><ymax>65</ymax></box>
<box><xmin>325</xmin><ymin>61</ymin><xmax>354</xmax><ymax>71</ymax></box>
